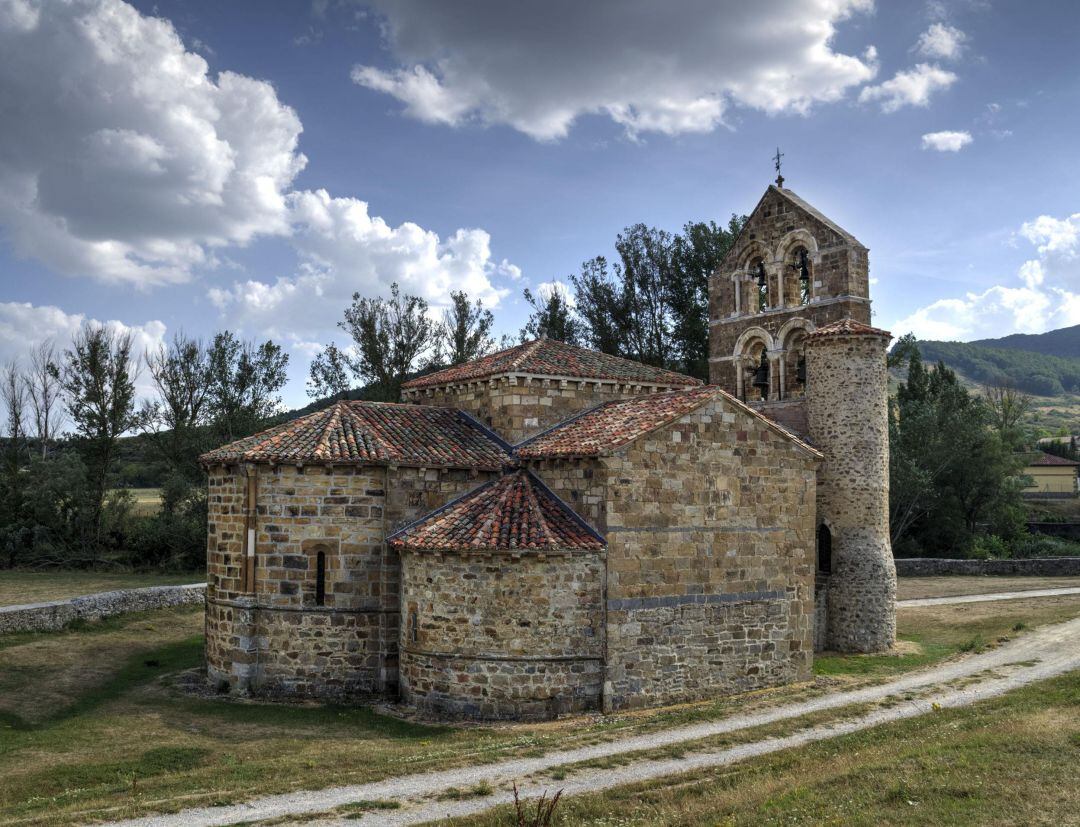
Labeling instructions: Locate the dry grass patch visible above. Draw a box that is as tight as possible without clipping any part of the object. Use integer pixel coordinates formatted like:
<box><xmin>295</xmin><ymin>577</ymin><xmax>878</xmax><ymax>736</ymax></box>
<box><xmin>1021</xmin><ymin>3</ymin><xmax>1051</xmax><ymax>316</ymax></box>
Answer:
<box><xmin>897</xmin><ymin>575</ymin><xmax>1080</xmax><ymax>601</ymax></box>
<box><xmin>3</xmin><ymin>594</ymin><xmax>1080</xmax><ymax>825</ymax></box>
<box><xmin>442</xmin><ymin>670</ymin><xmax>1080</xmax><ymax>826</ymax></box>
<box><xmin>0</xmin><ymin>570</ymin><xmax>202</xmax><ymax>606</ymax></box>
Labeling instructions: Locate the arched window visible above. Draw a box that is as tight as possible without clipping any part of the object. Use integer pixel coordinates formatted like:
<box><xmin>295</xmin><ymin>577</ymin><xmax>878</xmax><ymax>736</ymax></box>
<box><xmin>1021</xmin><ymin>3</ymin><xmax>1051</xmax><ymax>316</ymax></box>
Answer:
<box><xmin>315</xmin><ymin>550</ymin><xmax>326</xmax><ymax>606</ymax></box>
<box><xmin>784</xmin><ymin>329</ymin><xmax>808</xmax><ymax>399</ymax></box>
<box><xmin>743</xmin><ymin>341</ymin><xmax>770</xmax><ymax>402</ymax></box>
<box><xmin>817</xmin><ymin>524</ymin><xmax>832</xmax><ymax>574</ymax></box>
<box><xmin>790</xmin><ymin>247</ymin><xmax>812</xmax><ymax>306</ymax></box>
<box><xmin>750</xmin><ymin>258</ymin><xmax>769</xmax><ymax>312</ymax></box>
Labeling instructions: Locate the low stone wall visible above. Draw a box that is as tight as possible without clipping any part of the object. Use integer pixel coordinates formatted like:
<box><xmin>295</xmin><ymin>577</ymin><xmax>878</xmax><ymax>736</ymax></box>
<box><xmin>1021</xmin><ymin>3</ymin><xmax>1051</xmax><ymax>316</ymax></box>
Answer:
<box><xmin>896</xmin><ymin>558</ymin><xmax>1080</xmax><ymax>577</ymax></box>
<box><xmin>0</xmin><ymin>583</ymin><xmax>205</xmax><ymax>635</ymax></box>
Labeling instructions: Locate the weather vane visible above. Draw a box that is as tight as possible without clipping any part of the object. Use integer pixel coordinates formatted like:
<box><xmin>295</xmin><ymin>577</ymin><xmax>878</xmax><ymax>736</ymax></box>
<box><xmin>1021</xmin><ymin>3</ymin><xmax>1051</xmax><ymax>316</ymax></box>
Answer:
<box><xmin>773</xmin><ymin>147</ymin><xmax>785</xmax><ymax>188</ymax></box>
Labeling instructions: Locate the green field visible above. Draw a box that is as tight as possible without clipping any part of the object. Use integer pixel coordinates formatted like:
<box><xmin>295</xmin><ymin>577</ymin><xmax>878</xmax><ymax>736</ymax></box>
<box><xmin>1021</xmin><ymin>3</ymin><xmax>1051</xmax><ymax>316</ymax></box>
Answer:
<box><xmin>2</xmin><ymin>591</ymin><xmax>1079</xmax><ymax>825</ymax></box>
<box><xmin>0</xmin><ymin>571</ymin><xmax>203</xmax><ymax>607</ymax></box>
<box><xmin>115</xmin><ymin>487</ymin><xmax>163</xmax><ymax>517</ymax></box>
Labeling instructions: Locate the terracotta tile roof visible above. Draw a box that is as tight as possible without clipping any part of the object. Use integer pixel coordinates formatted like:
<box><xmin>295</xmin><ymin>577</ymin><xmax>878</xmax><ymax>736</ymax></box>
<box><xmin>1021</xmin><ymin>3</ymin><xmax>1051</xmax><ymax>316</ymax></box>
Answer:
<box><xmin>515</xmin><ymin>386</ymin><xmax>820</xmax><ymax>459</ymax></box>
<box><xmin>199</xmin><ymin>400</ymin><xmax>513</xmax><ymax>469</ymax></box>
<box><xmin>515</xmin><ymin>387</ymin><xmax>720</xmax><ymax>458</ymax></box>
<box><xmin>806</xmin><ymin>319</ymin><xmax>892</xmax><ymax>340</ymax></box>
<box><xmin>387</xmin><ymin>470</ymin><xmax>605</xmax><ymax>551</ymax></box>
<box><xmin>1028</xmin><ymin>452</ymin><xmax>1080</xmax><ymax>467</ymax></box>
<box><xmin>402</xmin><ymin>338</ymin><xmax>702</xmax><ymax>390</ymax></box>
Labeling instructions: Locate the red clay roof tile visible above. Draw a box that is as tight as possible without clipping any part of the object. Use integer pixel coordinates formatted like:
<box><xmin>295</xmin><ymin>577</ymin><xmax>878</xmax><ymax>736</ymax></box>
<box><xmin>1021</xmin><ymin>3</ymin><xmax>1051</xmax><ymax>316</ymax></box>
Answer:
<box><xmin>402</xmin><ymin>338</ymin><xmax>701</xmax><ymax>390</ymax></box>
<box><xmin>387</xmin><ymin>470</ymin><xmax>605</xmax><ymax>551</ymax></box>
<box><xmin>516</xmin><ymin>386</ymin><xmax>821</xmax><ymax>459</ymax></box>
<box><xmin>199</xmin><ymin>400</ymin><xmax>512</xmax><ymax>469</ymax></box>
<box><xmin>806</xmin><ymin>318</ymin><xmax>891</xmax><ymax>339</ymax></box>
<box><xmin>1028</xmin><ymin>452</ymin><xmax>1080</xmax><ymax>467</ymax></box>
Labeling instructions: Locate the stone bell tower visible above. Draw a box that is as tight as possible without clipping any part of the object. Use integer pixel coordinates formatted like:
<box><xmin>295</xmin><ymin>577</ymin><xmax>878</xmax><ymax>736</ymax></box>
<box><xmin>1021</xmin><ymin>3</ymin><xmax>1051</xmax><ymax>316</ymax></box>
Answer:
<box><xmin>708</xmin><ymin>183</ymin><xmax>871</xmax><ymax>435</ymax></box>
<box><xmin>708</xmin><ymin>180</ymin><xmax>895</xmax><ymax>654</ymax></box>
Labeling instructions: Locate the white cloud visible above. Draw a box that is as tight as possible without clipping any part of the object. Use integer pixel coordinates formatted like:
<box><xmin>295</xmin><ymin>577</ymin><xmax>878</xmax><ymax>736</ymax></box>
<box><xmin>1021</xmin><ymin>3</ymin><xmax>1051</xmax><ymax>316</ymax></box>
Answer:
<box><xmin>914</xmin><ymin>23</ymin><xmax>967</xmax><ymax>60</ymax></box>
<box><xmin>891</xmin><ymin>211</ymin><xmax>1080</xmax><ymax>341</ymax></box>
<box><xmin>1020</xmin><ymin>214</ymin><xmax>1080</xmax><ymax>258</ymax></box>
<box><xmin>535</xmin><ymin>280</ymin><xmax>576</xmax><ymax>308</ymax></box>
<box><xmin>858</xmin><ymin>63</ymin><xmax>957</xmax><ymax>112</ymax></box>
<box><xmin>351</xmin><ymin>0</ymin><xmax>878</xmax><ymax>140</ymax></box>
<box><xmin>921</xmin><ymin>130</ymin><xmax>973</xmax><ymax>152</ymax></box>
<box><xmin>208</xmin><ymin>189</ymin><xmax>514</xmax><ymax>342</ymax></box>
<box><xmin>0</xmin><ymin>301</ymin><xmax>166</xmax><ymax>401</ymax></box>
<box><xmin>0</xmin><ymin>0</ymin><xmax>307</xmax><ymax>286</ymax></box>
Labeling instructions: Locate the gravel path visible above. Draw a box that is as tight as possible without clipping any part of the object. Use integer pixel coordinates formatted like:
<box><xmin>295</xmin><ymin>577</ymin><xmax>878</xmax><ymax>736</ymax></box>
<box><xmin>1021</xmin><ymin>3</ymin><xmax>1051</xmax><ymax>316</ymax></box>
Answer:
<box><xmin>898</xmin><ymin>586</ymin><xmax>1080</xmax><ymax>607</ymax></box>
<box><xmin>104</xmin><ymin>614</ymin><xmax>1080</xmax><ymax>827</ymax></box>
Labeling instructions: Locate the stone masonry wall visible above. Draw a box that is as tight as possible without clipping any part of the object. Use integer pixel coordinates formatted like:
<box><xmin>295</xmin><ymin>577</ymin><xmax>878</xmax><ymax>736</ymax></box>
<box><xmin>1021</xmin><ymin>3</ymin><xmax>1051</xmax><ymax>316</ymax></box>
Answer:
<box><xmin>895</xmin><ymin>557</ymin><xmax>1080</xmax><ymax>577</ymax></box>
<box><xmin>205</xmin><ymin>463</ymin><xmax>493</xmax><ymax>698</ymax></box>
<box><xmin>404</xmin><ymin>377</ymin><xmax>691</xmax><ymax>445</ymax></box>
<box><xmin>399</xmin><ymin>549</ymin><xmax>605</xmax><ymax>719</ymax></box>
<box><xmin>520</xmin><ymin>457</ymin><xmax>607</xmax><ymax>531</ymax></box>
<box><xmin>599</xmin><ymin>396</ymin><xmax>819</xmax><ymax>710</ymax></box>
<box><xmin>0</xmin><ymin>584</ymin><xmax>205</xmax><ymax>635</ymax></box>
<box><xmin>806</xmin><ymin>332</ymin><xmax>896</xmax><ymax>653</ymax></box>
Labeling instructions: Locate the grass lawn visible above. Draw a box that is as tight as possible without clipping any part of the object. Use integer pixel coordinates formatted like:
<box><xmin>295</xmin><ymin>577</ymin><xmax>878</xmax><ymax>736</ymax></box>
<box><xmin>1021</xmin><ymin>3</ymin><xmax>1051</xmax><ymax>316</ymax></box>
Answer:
<box><xmin>1</xmin><ymin>596</ymin><xmax>1079</xmax><ymax>825</ymax></box>
<box><xmin>116</xmin><ymin>487</ymin><xmax>163</xmax><ymax>517</ymax></box>
<box><xmin>447</xmin><ymin>669</ymin><xmax>1080</xmax><ymax>826</ymax></box>
<box><xmin>896</xmin><ymin>574</ymin><xmax>1080</xmax><ymax>601</ymax></box>
<box><xmin>0</xmin><ymin>570</ymin><xmax>204</xmax><ymax>607</ymax></box>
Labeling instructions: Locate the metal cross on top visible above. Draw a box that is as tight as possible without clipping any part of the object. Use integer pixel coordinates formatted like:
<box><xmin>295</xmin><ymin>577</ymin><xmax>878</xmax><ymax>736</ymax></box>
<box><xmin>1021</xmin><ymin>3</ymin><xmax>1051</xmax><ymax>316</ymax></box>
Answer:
<box><xmin>773</xmin><ymin>147</ymin><xmax>785</xmax><ymax>188</ymax></box>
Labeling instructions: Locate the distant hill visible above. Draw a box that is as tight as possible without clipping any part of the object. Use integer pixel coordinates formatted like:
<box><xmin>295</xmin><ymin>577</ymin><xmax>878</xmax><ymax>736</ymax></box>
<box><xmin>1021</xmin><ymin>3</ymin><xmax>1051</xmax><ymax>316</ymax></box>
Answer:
<box><xmin>970</xmin><ymin>324</ymin><xmax>1080</xmax><ymax>359</ymax></box>
<box><xmin>916</xmin><ymin>327</ymin><xmax>1080</xmax><ymax>398</ymax></box>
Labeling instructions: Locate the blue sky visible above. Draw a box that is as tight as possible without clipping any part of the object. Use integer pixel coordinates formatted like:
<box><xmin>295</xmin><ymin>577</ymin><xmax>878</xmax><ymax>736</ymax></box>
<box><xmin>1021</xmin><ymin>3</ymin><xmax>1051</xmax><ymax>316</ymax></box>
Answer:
<box><xmin>1</xmin><ymin>0</ymin><xmax>1079</xmax><ymax>408</ymax></box>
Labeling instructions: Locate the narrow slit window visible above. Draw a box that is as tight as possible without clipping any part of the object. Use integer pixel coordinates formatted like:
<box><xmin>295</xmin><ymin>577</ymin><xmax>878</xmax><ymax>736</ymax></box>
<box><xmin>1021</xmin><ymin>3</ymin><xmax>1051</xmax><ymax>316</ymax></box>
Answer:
<box><xmin>315</xmin><ymin>550</ymin><xmax>326</xmax><ymax>606</ymax></box>
<box><xmin>817</xmin><ymin>524</ymin><xmax>832</xmax><ymax>574</ymax></box>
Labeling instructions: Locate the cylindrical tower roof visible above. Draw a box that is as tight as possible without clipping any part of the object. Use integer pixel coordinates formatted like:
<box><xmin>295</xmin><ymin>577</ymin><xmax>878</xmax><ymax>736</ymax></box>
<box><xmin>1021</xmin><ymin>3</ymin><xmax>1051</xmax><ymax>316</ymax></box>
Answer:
<box><xmin>806</xmin><ymin>319</ymin><xmax>891</xmax><ymax>341</ymax></box>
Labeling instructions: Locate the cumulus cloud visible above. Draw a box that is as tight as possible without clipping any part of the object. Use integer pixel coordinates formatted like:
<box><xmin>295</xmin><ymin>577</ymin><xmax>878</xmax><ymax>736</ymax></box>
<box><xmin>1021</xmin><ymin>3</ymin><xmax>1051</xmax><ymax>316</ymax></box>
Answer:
<box><xmin>208</xmin><ymin>189</ymin><xmax>515</xmax><ymax>343</ymax></box>
<box><xmin>350</xmin><ymin>0</ymin><xmax>878</xmax><ymax>140</ymax></box>
<box><xmin>858</xmin><ymin>63</ymin><xmax>957</xmax><ymax>112</ymax></box>
<box><xmin>0</xmin><ymin>301</ymin><xmax>167</xmax><ymax>401</ymax></box>
<box><xmin>1020</xmin><ymin>214</ymin><xmax>1080</xmax><ymax>258</ymax></box>
<box><xmin>914</xmin><ymin>23</ymin><xmax>967</xmax><ymax>60</ymax></box>
<box><xmin>891</xmin><ymin>211</ymin><xmax>1080</xmax><ymax>341</ymax></box>
<box><xmin>921</xmin><ymin>130</ymin><xmax>973</xmax><ymax>151</ymax></box>
<box><xmin>0</xmin><ymin>0</ymin><xmax>307</xmax><ymax>287</ymax></box>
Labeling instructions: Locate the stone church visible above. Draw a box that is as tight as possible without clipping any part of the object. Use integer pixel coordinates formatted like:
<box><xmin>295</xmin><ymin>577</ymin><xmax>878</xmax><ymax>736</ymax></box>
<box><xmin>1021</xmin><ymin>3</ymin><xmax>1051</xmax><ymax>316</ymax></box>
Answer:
<box><xmin>201</xmin><ymin>183</ymin><xmax>896</xmax><ymax>719</ymax></box>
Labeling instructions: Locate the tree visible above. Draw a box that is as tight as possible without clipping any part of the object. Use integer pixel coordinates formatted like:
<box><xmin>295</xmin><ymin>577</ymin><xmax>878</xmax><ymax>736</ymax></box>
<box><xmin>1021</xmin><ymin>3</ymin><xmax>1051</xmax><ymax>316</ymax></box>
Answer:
<box><xmin>983</xmin><ymin>381</ymin><xmax>1031</xmax><ymax>450</ymax></box>
<box><xmin>569</xmin><ymin>257</ymin><xmax>624</xmax><ymax>355</ymax></box>
<box><xmin>666</xmin><ymin>217</ymin><xmax>744</xmax><ymax>379</ymax></box>
<box><xmin>890</xmin><ymin>345</ymin><xmax>1026</xmax><ymax>557</ymax></box>
<box><xmin>308</xmin><ymin>283</ymin><xmax>436</xmax><ymax>402</ymax></box>
<box><xmin>58</xmin><ymin>324</ymin><xmax>139</xmax><ymax>559</ymax></box>
<box><xmin>521</xmin><ymin>284</ymin><xmax>581</xmax><ymax>345</ymax></box>
<box><xmin>437</xmin><ymin>290</ymin><xmax>495</xmax><ymax>366</ymax></box>
<box><xmin>25</xmin><ymin>341</ymin><xmax>65</xmax><ymax>458</ymax></box>
<box><xmin>143</xmin><ymin>334</ymin><xmax>211</xmax><ymax>477</ymax></box>
<box><xmin>568</xmin><ymin>216</ymin><xmax>744</xmax><ymax>379</ymax></box>
<box><xmin>0</xmin><ymin>361</ymin><xmax>28</xmax><ymax>567</ymax></box>
<box><xmin>207</xmin><ymin>331</ymin><xmax>289</xmax><ymax>443</ymax></box>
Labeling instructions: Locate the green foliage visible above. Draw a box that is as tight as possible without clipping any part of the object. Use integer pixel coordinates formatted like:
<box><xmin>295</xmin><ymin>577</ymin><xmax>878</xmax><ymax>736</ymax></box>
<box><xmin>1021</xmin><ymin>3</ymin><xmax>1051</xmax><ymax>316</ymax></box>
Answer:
<box><xmin>890</xmin><ymin>344</ymin><xmax>1027</xmax><ymax>557</ymax></box>
<box><xmin>568</xmin><ymin>216</ymin><xmax>745</xmax><ymax>380</ymax></box>
<box><xmin>521</xmin><ymin>284</ymin><xmax>581</xmax><ymax>345</ymax></box>
<box><xmin>916</xmin><ymin>339</ymin><xmax>1080</xmax><ymax>397</ymax></box>
<box><xmin>207</xmin><ymin>331</ymin><xmax>290</xmax><ymax>444</ymax></box>
<box><xmin>437</xmin><ymin>290</ymin><xmax>495</xmax><ymax>365</ymax></box>
<box><xmin>308</xmin><ymin>283</ymin><xmax>435</xmax><ymax>402</ymax></box>
<box><xmin>972</xmin><ymin>322</ymin><xmax>1080</xmax><ymax>358</ymax></box>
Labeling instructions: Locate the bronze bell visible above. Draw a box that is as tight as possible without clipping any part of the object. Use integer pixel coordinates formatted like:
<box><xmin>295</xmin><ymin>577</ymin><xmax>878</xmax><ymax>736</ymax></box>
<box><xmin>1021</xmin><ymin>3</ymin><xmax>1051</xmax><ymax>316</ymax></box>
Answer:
<box><xmin>755</xmin><ymin>261</ymin><xmax>767</xmax><ymax>289</ymax></box>
<box><xmin>751</xmin><ymin>352</ymin><xmax>770</xmax><ymax>397</ymax></box>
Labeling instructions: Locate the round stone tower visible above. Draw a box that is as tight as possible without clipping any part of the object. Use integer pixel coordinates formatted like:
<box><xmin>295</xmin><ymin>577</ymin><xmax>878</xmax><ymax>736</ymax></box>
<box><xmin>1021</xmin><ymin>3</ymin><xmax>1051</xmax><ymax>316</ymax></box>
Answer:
<box><xmin>805</xmin><ymin>318</ymin><xmax>896</xmax><ymax>652</ymax></box>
